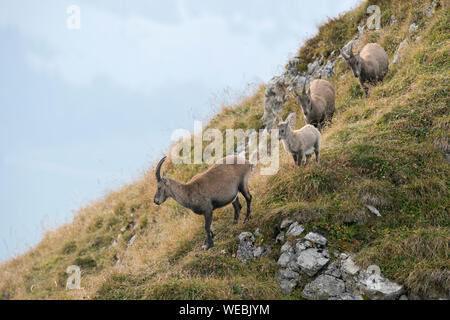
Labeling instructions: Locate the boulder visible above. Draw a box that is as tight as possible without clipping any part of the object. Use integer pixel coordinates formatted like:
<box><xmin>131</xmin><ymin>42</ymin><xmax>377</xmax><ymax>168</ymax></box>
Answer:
<box><xmin>296</xmin><ymin>248</ymin><xmax>330</xmax><ymax>276</ymax></box>
<box><xmin>280</xmin><ymin>241</ymin><xmax>294</xmax><ymax>254</ymax></box>
<box><xmin>304</xmin><ymin>232</ymin><xmax>327</xmax><ymax>246</ymax></box>
<box><xmin>303</xmin><ymin>274</ymin><xmax>346</xmax><ymax>299</ymax></box>
<box><xmin>286</xmin><ymin>222</ymin><xmax>304</xmax><ymax>237</ymax></box>
<box><xmin>295</xmin><ymin>240</ymin><xmax>312</xmax><ymax>253</ymax></box>
<box><xmin>277</xmin><ymin>252</ymin><xmax>292</xmax><ymax>268</ymax></box>
<box><xmin>236</xmin><ymin>232</ymin><xmax>256</xmax><ymax>264</ymax></box>
<box><xmin>329</xmin><ymin>293</ymin><xmax>364</xmax><ymax>300</ymax></box>
<box><xmin>280</xmin><ymin>219</ymin><xmax>294</xmax><ymax>230</ymax></box>
<box><xmin>277</xmin><ymin>268</ymin><xmax>302</xmax><ymax>295</ymax></box>
<box><xmin>341</xmin><ymin>256</ymin><xmax>361</xmax><ymax>276</ymax></box>
<box><xmin>359</xmin><ymin>271</ymin><xmax>404</xmax><ymax>300</ymax></box>
<box><xmin>324</xmin><ymin>260</ymin><xmax>342</xmax><ymax>279</ymax></box>
<box><xmin>275</xmin><ymin>232</ymin><xmax>285</xmax><ymax>244</ymax></box>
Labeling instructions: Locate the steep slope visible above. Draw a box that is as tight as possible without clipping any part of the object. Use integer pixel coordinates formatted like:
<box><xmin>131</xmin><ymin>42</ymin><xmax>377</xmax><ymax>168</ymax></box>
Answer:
<box><xmin>0</xmin><ymin>0</ymin><xmax>448</xmax><ymax>300</ymax></box>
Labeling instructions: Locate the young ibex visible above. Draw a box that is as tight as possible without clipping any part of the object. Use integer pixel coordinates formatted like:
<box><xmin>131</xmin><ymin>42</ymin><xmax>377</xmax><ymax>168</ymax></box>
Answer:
<box><xmin>293</xmin><ymin>79</ymin><xmax>335</xmax><ymax>130</ymax></box>
<box><xmin>153</xmin><ymin>155</ymin><xmax>253</xmax><ymax>249</ymax></box>
<box><xmin>277</xmin><ymin>113</ymin><xmax>322</xmax><ymax>166</ymax></box>
<box><xmin>341</xmin><ymin>42</ymin><xmax>389</xmax><ymax>97</ymax></box>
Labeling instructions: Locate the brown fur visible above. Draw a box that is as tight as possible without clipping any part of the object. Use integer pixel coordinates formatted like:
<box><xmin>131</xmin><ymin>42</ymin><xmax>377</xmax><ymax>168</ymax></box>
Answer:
<box><xmin>154</xmin><ymin>155</ymin><xmax>252</xmax><ymax>249</ymax></box>
<box><xmin>294</xmin><ymin>79</ymin><xmax>335</xmax><ymax>130</ymax></box>
<box><xmin>341</xmin><ymin>43</ymin><xmax>389</xmax><ymax>96</ymax></box>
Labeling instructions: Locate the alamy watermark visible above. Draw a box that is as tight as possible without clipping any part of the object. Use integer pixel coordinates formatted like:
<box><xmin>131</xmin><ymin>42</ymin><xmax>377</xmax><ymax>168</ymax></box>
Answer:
<box><xmin>170</xmin><ymin>121</ymin><xmax>280</xmax><ymax>175</ymax></box>
<box><xmin>66</xmin><ymin>265</ymin><xmax>81</xmax><ymax>290</ymax></box>
<box><xmin>367</xmin><ymin>5</ymin><xmax>381</xmax><ymax>30</ymax></box>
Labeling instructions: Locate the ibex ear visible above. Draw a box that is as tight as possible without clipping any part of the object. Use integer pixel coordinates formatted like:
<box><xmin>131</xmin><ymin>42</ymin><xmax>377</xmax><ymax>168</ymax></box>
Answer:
<box><xmin>162</xmin><ymin>172</ymin><xmax>167</xmax><ymax>180</ymax></box>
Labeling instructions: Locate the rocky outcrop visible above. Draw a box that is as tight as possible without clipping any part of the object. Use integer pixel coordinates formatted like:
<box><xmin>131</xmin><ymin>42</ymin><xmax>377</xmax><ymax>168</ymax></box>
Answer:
<box><xmin>236</xmin><ymin>231</ymin><xmax>270</xmax><ymax>264</ymax></box>
<box><xmin>262</xmin><ymin>23</ymin><xmax>368</xmax><ymax>129</ymax></box>
<box><xmin>262</xmin><ymin>55</ymin><xmax>337</xmax><ymax>129</ymax></box>
<box><xmin>274</xmin><ymin>220</ymin><xmax>405</xmax><ymax>299</ymax></box>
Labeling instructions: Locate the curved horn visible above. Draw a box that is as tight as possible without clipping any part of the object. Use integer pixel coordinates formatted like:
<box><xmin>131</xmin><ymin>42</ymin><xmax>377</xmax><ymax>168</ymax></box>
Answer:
<box><xmin>155</xmin><ymin>156</ymin><xmax>167</xmax><ymax>182</ymax></box>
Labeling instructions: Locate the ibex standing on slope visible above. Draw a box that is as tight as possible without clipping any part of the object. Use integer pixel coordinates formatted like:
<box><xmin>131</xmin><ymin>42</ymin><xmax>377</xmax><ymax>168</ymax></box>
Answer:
<box><xmin>278</xmin><ymin>113</ymin><xmax>322</xmax><ymax>167</ymax></box>
<box><xmin>341</xmin><ymin>42</ymin><xmax>389</xmax><ymax>97</ymax></box>
<box><xmin>294</xmin><ymin>79</ymin><xmax>335</xmax><ymax>130</ymax></box>
<box><xmin>153</xmin><ymin>155</ymin><xmax>253</xmax><ymax>249</ymax></box>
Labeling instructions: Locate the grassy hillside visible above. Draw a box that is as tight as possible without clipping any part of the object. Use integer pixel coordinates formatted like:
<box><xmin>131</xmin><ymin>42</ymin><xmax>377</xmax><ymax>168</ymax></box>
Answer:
<box><xmin>1</xmin><ymin>0</ymin><xmax>448</xmax><ymax>300</ymax></box>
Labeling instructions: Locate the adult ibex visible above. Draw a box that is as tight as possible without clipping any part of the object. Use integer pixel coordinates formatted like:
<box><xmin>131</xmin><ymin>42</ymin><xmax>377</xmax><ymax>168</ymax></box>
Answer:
<box><xmin>341</xmin><ymin>42</ymin><xmax>389</xmax><ymax>97</ymax></box>
<box><xmin>153</xmin><ymin>155</ymin><xmax>253</xmax><ymax>249</ymax></box>
<box><xmin>294</xmin><ymin>79</ymin><xmax>335</xmax><ymax>130</ymax></box>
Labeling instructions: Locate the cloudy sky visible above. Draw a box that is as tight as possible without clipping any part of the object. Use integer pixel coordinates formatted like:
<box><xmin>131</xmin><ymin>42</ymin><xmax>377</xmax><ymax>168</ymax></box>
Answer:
<box><xmin>0</xmin><ymin>0</ymin><xmax>361</xmax><ymax>262</ymax></box>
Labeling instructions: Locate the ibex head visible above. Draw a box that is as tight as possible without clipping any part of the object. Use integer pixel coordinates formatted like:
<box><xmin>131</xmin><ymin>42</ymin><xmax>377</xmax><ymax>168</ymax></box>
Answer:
<box><xmin>154</xmin><ymin>156</ymin><xmax>170</xmax><ymax>205</ymax></box>
<box><xmin>294</xmin><ymin>82</ymin><xmax>312</xmax><ymax>117</ymax></box>
<box><xmin>341</xmin><ymin>42</ymin><xmax>361</xmax><ymax>78</ymax></box>
<box><xmin>277</xmin><ymin>113</ymin><xmax>296</xmax><ymax>141</ymax></box>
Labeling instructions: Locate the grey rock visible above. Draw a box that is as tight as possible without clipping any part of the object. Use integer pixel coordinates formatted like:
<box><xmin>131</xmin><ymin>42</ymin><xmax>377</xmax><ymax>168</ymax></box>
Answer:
<box><xmin>340</xmin><ymin>252</ymin><xmax>350</xmax><ymax>260</ymax></box>
<box><xmin>277</xmin><ymin>252</ymin><xmax>292</xmax><ymax>267</ymax></box>
<box><xmin>324</xmin><ymin>260</ymin><xmax>342</xmax><ymax>278</ymax></box>
<box><xmin>303</xmin><ymin>274</ymin><xmax>346</xmax><ymax>299</ymax></box>
<box><xmin>237</xmin><ymin>232</ymin><xmax>256</xmax><ymax>264</ymax></box>
<box><xmin>278</xmin><ymin>279</ymin><xmax>298</xmax><ymax>295</ymax></box>
<box><xmin>329</xmin><ymin>293</ymin><xmax>364</xmax><ymax>300</ymax></box>
<box><xmin>277</xmin><ymin>268</ymin><xmax>301</xmax><ymax>295</ymax></box>
<box><xmin>359</xmin><ymin>269</ymin><xmax>404</xmax><ymax>300</ymax></box>
<box><xmin>342</xmin><ymin>256</ymin><xmax>361</xmax><ymax>276</ymax></box>
<box><xmin>304</xmin><ymin>232</ymin><xmax>327</xmax><ymax>246</ymax></box>
<box><xmin>295</xmin><ymin>240</ymin><xmax>312</xmax><ymax>253</ymax></box>
<box><xmin>253</xmin><ymin>245</ymin><xmax>269</xmax><ymax>258</ymax></box>
<box><xmin>287</xmin><ymin>57</ymin><xmax>300</xmax><ymax>70</ymax></box>
<box><xmin>393</xmin><ymin>39</ymin><xmax>408</xmax><ymax>64</ymax></box>
<box><xmin>237</xmin><ymin>232</ymin><xmax>270</xmax><ymax>263</ymax></box>
<box><xmin>127</xmin><ymin>234</ymin><xmax>136</xmax><ymax>246</ymax></box>
<box><xmin>286</xmin><ymin>222</ymin><xmax>304</xmax><ymax>237</ymax></box>
<box><xmin>275</xmin><ymin>232</ymin><xmax>285</xmax><ymax>244</ymax></box>
<box><xmin>280</xmin><ymin>219</ymin><xmax>294</xmax><ymax>230</ymax></box>
<box><xmin>262</xmin><ymin>77</ymin><xmax>289</xmax><ymax>129</ymax></box>
<box><xmin>297</xmin><ymin>248</ymin><xmax>330</xmax><ymax>276</ymax></box>
<box><xmin>366</xmin><ymin>205</ymin><xmax>382</xmax><ymax>217</ymax></box>
<box><xmin>277</xmin><ymin>268</ymin><xmax>301</xmax><ymax>282</ymax></box>
<box><xmin>341</xmin><ymin>39</ymin><xmax>359</xmax><ymax>57</ymax></box>
<box><xmin>319</xmin><ymin>59</ymin><xmax>335</xmax><ymax>78</ymax></box>
<box><xmin>409</xmin><ymin>23</ymin><xmax>419</xmax><ymax>33</ymax></box>
<box><xmin>397</xmin><ymin>39</ymin><xmax>408</xmax><ymax>52</ymax></box>
<box><xmin>399</xmin><ymin>295</ymin><xmax>408</xmax><ymax>300</ymax></box>
<box><xmin>280</xmin><ymin>241</ymin><xmax>293</xmax><ymax>254</ymax></box>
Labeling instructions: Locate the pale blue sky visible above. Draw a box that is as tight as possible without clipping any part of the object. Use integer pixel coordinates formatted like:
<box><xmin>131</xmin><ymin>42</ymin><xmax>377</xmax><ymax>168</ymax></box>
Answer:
<box><xmin>0</xmin><ymin>0</ymin><xmax>361</xmax><ymax>262</ymax></box>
